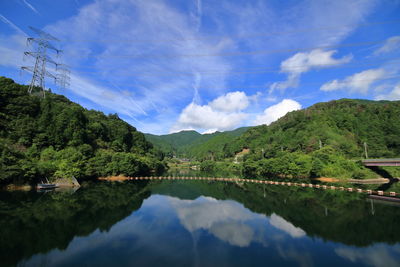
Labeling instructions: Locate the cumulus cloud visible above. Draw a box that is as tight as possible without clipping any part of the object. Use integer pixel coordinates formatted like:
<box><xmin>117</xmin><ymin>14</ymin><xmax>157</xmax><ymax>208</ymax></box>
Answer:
<box><xmin>209</xmin><ymin>91</ymin><xmax>249</xmax><ymax>112</ymax></box>
<box><xmin>169</xmin><ymin>196</ymin><xmax>263</xmax><ymax>247</ymax></box>
<box><xmin>170</xmin><ymin>197</ymin><xmax>255</xmax><ymax>232</ymax></box>
<box><xmin>209</xmin><ymin>221</ymin><xmax>254</xmax><ymax>247</ymax></box>
<box><xmin>171</xmin><ymin>103</ymin><xmax>247</xmax><ymax>132</ymax></box>
<box><xmin>171</xmin><ymin>91</ymin><xmax>249</xmax><ymax>133</ymax></box>
<box><xmin>320</xmin><ymin>68</ymin><xmax>386</xmax><ymax>94</ymax></box>
<box><xmin>254</xmin><ymin>99</ymin><xmax>301</xmax><ymax>126</ymax></box>
<box><xmin>375</xmin><ymin>83</ymin><xmax>400</xmax><ymax>100</ymax></box>
<box><xmin>270</xmin><ymin>49</ymin><xmax>352</xmax><ymax>93</ymax></box>
<box><xmin>281</xmin><ymin>49</ymin><xmax>352</xmax><ymax>74</ymax></box>
<box><xmin>374</xmin><ymin>36</ymin><xmax>400</xmax><ymax>55</ymax></box>
<box><xmin>269</xmin><ymin>213</ymin><xmax>306</xmax><ymax>238</ymax></box>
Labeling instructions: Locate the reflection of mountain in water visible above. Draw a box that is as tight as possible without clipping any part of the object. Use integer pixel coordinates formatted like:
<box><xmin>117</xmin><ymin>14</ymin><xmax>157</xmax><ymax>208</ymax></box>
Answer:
<box><xmin>2</xmin><ymin>180</ymin><xmax>400</xmax><ymax>266</ymax></box>
<box><xmin>150</xmin><ymin>180</ymin><xmax>400</xmax><ymax>246</ymax></box>
<box><xmin>0</xmin><ymin>181</ymin><xmax>150</xmax><ymax>266</ymax></box>
<box><xmin>166</xmin><ymin>195</ymin><xmax>304</xmax><ymax>248</ymax></box>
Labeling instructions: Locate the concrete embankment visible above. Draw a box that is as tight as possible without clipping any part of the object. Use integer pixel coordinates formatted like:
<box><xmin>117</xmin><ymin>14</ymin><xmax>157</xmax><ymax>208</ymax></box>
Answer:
<box><xmin>54</xmin><ymin>177</ymin><xmax>80</xmax><ymax>187</ymax></box>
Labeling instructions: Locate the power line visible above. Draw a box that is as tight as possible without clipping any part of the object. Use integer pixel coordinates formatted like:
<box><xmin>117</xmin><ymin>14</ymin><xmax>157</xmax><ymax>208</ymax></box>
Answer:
<box><xmin>290</xmin><ymin>75</ymin><xmax>400</xmax><ymax>88</ymax></box>
<box><xmin>71</xmin><ymin>54</ymin><xmax>398</xmax><ymax>71</ymax></box>
<box><xmin>61</xmin><ymin>39</ymin><xmax>390</xmax><ymax>59</ymax></box>
<box><xmin>63</xmin><ymin>19</ymin><xmax>400</xmax><ymax>44</ymax></box>
<box><xmin>82</xmin><ymin>75</ymin><xmax>400</xmax><ymax>91</ymax></box>
<box><xmin>71</xmin><ymin>58</ymin><xmax>400</xmax><ymax>77</ymax></box>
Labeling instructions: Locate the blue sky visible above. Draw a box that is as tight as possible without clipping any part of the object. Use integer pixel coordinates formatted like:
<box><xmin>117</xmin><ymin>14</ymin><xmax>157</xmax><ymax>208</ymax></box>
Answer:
<box><xmin>1</xmin><ymin>0</ymin><xmax>400</xmax><ymax>134</ymax></box>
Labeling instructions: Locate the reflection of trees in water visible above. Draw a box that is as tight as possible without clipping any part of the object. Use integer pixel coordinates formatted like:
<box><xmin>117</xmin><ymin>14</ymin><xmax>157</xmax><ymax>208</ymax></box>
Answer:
<box><xmin>0</xmin><ymin>181</ymin><xmax>150</xmax><ymax>266</ymax></box>
<box><xmin>240</xmin><ymin>185</ymin><xmax>400</xmax><ymax>247</ymax></box>
<box><xmin>150</xmin><ymin>180</ymin><xmax>400</xmax><ymax>247</ymax></box>
<box><xmin>2</xmin><ymin>180</ymin><xmax>400</xmax><ymax>266</ymax></box>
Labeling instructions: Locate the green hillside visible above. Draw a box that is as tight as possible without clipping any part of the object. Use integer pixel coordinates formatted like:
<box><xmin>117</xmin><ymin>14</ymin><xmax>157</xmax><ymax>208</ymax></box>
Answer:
<box><xmin>0</xmin><ymin>77</ymin><xmax>165</xmax><ymax>185</ymax></box>
<box><xmin>228</xmin><ymin>99</ymin><xmax>400</xmax><ymax>157</ymax></box>
<box><xmin>185</xmin><ymin>127</ymin><xmax>251</xmax><ymax>160</ymax></box>
<box><xmin>226</xmin><ymin>99</ymin><xmax>400</xmax><ymax>179</ymax></box>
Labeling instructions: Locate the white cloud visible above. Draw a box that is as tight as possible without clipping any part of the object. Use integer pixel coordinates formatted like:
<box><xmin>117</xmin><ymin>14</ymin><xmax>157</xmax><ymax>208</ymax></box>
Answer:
<box><xmin>270</xmin><ymin>49</ymin><xmax>352</xmax><ymax>93</ymax></box>
<box><xmin>170</xmin><ymin>197</ymin><xmax>256</xmax><ymax>232</ymax></box>
<box><xmin>269</xmin><ymin>213</ymin><xmax>306</xmax><ymax>238</ymax></box>
<box><xmin>215</xmin><ymin>0</ymin><xmax>376</xmax><ymax>58</ymax></box>
<box><xmin>0</xmin><ymin>34</ymin><xmax>26</xmax><ymax>67</ymax></box>
<box><xmin>171</xmin><ymin>90</ymin><xmax>253</xmax><ymax>132</ymax></box>
<box><xmin>169</xmin><ymin>196</ymin><xmax>263</xmax><ymax>247</ymax></box>
<box><xmin>209</xmin><ymin>91</ymin><xmax>249</xmax><ymax>112</ymax></box>
<box><xmin>202</xmin><ymin>128</ymin><xmax>218</xmax><ymax>134</ymax></box>
<box><xmin>209</xmin><ymin>222</ymin><xmax>254</xmax><ymax>247</ymax></box>
<box><xmin>281</xmin><ymin>49</ymin><xmax>352</xmax><ymax>74</ymax></box>
<box><xmin>68</xmin><ymin>74</ymin><xmax>148</xmax><ymax>118</ymax></box>
<box><xmin>171</xmin><ymin>102</ymin><xmax>248</xmax><ymax>133</ymax></box>
<box><xmin>335</xmin><ymin>246</ymin><xmax>400</xmax><ymax>267</ymax></box>
<box><xmin>0</xmin><ymin>0</ymin><xmax>380</xmax><ymax>134</ymax></box>
<box><xmin>42</xmin><ymin>0</ymin><xmax>233</xmax><ymax>132</ymax></box>
<box><xmin>321</xmin><ymin>68</ymin><xmax>386</xmax><ymax>94</ymax></box>
<box><xmin>375</xmin><ymin>83</ymin><xmax>400</xmax><ymax>100</ymax></box>
<box><xmin>254</xmin><ymin>99</ymin><xmax>301</xmax><ymax>126</ymax></box>
<box><xmin>374</xmin><ymin>36</ymin><xmax>400</xmax><ymax>55</ymax></box>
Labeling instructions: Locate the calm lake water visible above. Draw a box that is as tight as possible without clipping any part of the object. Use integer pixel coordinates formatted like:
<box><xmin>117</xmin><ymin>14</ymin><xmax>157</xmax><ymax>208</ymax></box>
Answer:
<box><xmin>1</xmin><ymin>180</ymin><xmax>400</xmax><ymax>267</ymax></box>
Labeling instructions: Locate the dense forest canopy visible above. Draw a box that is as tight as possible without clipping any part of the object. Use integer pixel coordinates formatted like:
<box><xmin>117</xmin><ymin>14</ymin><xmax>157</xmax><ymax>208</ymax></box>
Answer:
<box><xmin>228</xmin><ymin>99</ymin><xmax>400</xmax><ymax>158</ymax></box>
<box><xmin>2</xmin><ymin>75</ymin><xmax>400</xmax><ymax>183</ymax></box>
<box><xmin>235</xmin><ymin>99</ymin><xmax>400</xmax><ymax>179</ymax></box>
<box><xmin>0</xmin><ymin>77</ymin><xmax>165</xmax><ymax>185</ymax></box>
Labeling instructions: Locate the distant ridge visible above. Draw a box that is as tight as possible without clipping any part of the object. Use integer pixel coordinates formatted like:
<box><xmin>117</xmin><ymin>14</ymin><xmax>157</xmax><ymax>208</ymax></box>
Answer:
<box><xmin>145</xmin><ymin>127</ymin><xmax>251</xmax><ymax>159</ymax></box>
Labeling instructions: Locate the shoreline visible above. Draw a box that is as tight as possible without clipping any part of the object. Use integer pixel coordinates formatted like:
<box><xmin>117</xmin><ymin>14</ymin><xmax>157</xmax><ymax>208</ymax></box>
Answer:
<box><xmin>1</xmin><ymin>178</ymin><xmax>80</xmax><ymax>191</ymax></box>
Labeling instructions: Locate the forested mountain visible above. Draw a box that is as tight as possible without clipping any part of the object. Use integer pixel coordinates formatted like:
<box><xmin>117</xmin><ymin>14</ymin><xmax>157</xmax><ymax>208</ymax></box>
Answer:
<box><xmin>153</xmin><ymin>99</ymin><xmax>400</xmax><ymax>180</ymax></box>
<box><xmin>228</xmin><ymin>99</ymin><xmax>400</xmax><ymax>179</ymax></box>
<box><xmin>3</xmin><ymin>75</ymin><xmax>399</xmax><ymax>183</ymax></box>
<box><xmin>0</xmin><ymin>77</ymin><xmax>165</xmax><ymax>185</ymax></box>
<box><xmin>227</xmin><ymin>99</ymin><xmax>400</xmax><ymax>158</ymax></box>
<box><xmin>145</xmin><ymin>127</ymin><xmax>250</xmax><ymax>159</ymax></box>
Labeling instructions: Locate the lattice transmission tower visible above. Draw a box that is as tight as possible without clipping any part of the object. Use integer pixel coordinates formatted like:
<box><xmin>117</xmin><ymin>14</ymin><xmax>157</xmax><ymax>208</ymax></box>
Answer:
<box><xmin>56</xmin><ymin>64</ymin><xmax>71</xmax><ymax>89</ymax></box>
<box><xmin>21</xmin><ymin>26</ymin><xmax>70</xmax><ymax>97</ymax></box>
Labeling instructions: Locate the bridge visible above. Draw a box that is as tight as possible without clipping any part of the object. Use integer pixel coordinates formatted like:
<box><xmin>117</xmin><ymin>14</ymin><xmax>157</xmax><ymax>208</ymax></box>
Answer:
<box><xmin>362</xmin><ymin>158</ymin><xmax>400</xmax><ymax>167</ymax></box>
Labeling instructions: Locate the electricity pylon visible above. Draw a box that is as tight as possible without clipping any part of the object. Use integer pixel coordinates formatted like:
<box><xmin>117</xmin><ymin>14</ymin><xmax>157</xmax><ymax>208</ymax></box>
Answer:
<box><xmin>56</xmin><ymin>64</ymin><xmax>71</xmax><ymax>89</ymax></box>
<box><xmin>21</xmin><ymin>26</ymin><xmax>70</xmax><ymax>97</ymax></box>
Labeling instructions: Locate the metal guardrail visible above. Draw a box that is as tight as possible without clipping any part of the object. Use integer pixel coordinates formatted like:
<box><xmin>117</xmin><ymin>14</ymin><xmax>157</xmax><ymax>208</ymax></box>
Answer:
<box><xmin>362</xmin><ymin>158</ymin><xmax>400</xmax><ymax>166</ymax></box>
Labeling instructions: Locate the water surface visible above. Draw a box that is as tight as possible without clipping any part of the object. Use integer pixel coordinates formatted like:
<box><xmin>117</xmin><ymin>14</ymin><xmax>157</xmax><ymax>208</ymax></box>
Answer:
<box><xmin>1</xmin><ymin>180</ymin><xmax>399</xmax><ymax>266</ymax></box>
